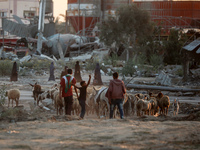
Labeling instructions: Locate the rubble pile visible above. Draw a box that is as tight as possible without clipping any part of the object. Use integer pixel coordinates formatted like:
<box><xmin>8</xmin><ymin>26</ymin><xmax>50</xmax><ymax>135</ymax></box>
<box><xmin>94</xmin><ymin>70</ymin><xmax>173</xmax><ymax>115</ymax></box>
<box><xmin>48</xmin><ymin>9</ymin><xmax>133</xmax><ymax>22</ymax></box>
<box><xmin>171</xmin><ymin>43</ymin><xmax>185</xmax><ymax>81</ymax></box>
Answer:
<box><xmin>177</xmin><ymin>103</ymin><xmax>200</xmax><ymax>121</ymax></box>
<box><xmin>163</xmin><ymin>65</ymin><xmax>183</xmax><ymax>77</ymax></box>
<box><xmin>179</xmin><ymin>103</ymin><xmax>200</xmax><ymax>115</ymax></box>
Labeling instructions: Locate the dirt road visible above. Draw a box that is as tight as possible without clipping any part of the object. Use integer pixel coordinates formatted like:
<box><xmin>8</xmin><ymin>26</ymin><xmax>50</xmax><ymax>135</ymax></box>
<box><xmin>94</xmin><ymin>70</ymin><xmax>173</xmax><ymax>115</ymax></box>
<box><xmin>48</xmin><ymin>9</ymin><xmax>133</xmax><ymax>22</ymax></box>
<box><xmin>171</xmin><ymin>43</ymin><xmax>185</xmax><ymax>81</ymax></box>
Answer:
<box><xmin>0</xmin><ymin>76</ymin><xmax>200</xmax><ymax>150</ymax></box>
<box><xmin>0</xmin><ymin>117</ymin><xmax>200</xmax><ymax>150</ymax></box>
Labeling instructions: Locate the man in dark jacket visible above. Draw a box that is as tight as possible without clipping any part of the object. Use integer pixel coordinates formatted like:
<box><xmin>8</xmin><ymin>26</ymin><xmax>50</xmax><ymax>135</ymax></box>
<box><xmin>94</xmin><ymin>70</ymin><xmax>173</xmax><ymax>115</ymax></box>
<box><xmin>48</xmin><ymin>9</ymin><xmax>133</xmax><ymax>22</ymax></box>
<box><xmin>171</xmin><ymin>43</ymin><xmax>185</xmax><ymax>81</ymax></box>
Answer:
<box><xmin>106</xmin><ymin>72</ymin><xmax>126</xmax><ymax>119</ymax></box>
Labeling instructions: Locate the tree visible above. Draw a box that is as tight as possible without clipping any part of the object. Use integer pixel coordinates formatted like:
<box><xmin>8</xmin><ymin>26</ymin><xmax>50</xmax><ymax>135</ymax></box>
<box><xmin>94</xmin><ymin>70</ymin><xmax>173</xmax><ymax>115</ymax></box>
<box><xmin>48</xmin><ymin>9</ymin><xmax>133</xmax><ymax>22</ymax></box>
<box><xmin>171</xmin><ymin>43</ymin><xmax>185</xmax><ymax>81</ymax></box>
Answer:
<box><xmin>99</xmin><ymin>4</ymin><xmax>153</xmax><ymax>61</ymax></box>
<box><xmin>137</xmin><ymin>24</ymin><xmax>163</xmax><ymax>64</ymax></box>
<box><xmin>163</xmin><ymin>29</ymin><xmax>187</xmax><ymax>65</ymax></box>
<box><xmin>55</xmin><ymin>17</ymin><xmax>66</xmax><ymax>34</ymax></box>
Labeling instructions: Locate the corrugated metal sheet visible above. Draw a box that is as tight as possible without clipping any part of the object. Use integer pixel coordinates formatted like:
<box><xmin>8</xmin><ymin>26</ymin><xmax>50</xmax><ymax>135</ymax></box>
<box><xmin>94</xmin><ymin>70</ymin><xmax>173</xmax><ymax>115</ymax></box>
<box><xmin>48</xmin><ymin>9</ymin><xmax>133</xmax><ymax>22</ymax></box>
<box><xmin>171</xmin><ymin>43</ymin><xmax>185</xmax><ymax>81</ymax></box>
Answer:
<box><xmin>183</xmin><ymin>38</ymin><xmax>200</xmax><ymax>51</ymax></box>
<box><xmin>196</xmin><ymin>47</ymin><xmax>200</xmax><ymax>54</ymax></box>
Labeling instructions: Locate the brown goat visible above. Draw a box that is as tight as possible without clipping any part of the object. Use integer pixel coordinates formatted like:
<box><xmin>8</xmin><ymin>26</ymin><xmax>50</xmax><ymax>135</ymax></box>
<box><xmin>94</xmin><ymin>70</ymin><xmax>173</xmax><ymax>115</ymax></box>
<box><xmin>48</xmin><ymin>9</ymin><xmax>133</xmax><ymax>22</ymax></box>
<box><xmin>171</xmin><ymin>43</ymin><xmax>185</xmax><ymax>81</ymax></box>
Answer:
<box><xmin>29</xmin><ymin>83</ymin><xmax>43</xmax><ymax>105</ymax></box>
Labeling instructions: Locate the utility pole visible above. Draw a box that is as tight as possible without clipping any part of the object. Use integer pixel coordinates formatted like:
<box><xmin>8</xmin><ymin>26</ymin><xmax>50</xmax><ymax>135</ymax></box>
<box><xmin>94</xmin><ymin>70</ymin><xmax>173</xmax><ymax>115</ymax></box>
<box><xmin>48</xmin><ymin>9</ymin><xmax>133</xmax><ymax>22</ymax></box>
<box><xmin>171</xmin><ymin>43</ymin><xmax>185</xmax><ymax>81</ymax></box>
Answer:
<box><xmin>37</xmin><ymin>0</ymin><xmax>46</xmax><ymax>54</ymax></box>
<box><xmin>82</xmin><ymin>9</ymin><xmax>86</xmax><ymax>36</ymax></box>
<box><xmin>78</xmin><ymin>0</ymin><xmax>81</xmax><ymax>54</ymax></box>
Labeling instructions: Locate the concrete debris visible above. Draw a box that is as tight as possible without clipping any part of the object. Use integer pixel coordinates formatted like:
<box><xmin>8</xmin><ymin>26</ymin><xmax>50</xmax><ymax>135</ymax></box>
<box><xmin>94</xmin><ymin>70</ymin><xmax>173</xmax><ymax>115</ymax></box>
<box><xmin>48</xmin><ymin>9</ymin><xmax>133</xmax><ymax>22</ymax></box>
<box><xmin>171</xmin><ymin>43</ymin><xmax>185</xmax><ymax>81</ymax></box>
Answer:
<box><xmin>5</xmin><ymin>52</ymin><xmax>18</xmax><ymax>61</ymax></box>
<box><xmin>41</xmin><ymin>98</ymin><xmax>53</xmax><ymax>107</ymax></box>
<box><xmin>155</xmin><ymin>71</ymin><xmax>172</xmax><ymax>86</ymax></box>
<box><xmin>190</xmin><ymin>68</ymin><xmax>200</xmax><ymax>78</ymax></box>
<box><xmin>32</xmin><ymin>54</ymin><xmax>55</xmax><ymax>62</ymax></box>
<box><xmin>67</xmin><ymin>53</ymin><xmax>92</xmax><ymax>61</ymax></box>
<box><xmin>20</xmin><ymin>54</ymin><xmax>55</xmax><ymax>63</ymax></box>
<box><xmin>163</xmin><ymin>65</ymin><xmax>182</xmax><ymax>77</ymax></box>
<box><xmin>100</xmin><ymin>70</ymin><xmax>105</xmax><ymax>75</ymax></box>
<box><xmin>38</xmin><ymin>101</ymin><xmax>50</xmax><ymax>111</ymax></box>
<box><xmin>20</xmin><ymin>55</ymin><xmax>32</xmax><ymax>63</ymax></box>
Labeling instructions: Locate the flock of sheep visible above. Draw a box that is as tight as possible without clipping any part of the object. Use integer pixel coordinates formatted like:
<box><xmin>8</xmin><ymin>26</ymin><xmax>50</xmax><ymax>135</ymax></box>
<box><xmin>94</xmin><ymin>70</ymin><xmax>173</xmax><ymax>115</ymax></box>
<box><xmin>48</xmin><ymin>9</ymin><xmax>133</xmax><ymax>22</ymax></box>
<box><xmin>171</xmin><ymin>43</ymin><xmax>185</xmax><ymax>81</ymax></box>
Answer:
<box><xmin>5</xmin><ymin>83</ymin><xmax>179</xmax><ymax>118</ymax></box>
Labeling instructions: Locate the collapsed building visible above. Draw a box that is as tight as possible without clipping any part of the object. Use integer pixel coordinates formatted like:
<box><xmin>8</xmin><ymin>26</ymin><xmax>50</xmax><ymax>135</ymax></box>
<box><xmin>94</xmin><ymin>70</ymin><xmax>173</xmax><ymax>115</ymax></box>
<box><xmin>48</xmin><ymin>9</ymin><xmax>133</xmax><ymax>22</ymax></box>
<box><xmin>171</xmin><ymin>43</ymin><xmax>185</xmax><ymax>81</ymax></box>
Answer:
<box><xmin>0</xmin><ymin>0</ymin><xmax>100</xmax><ymax>60</ymax></box>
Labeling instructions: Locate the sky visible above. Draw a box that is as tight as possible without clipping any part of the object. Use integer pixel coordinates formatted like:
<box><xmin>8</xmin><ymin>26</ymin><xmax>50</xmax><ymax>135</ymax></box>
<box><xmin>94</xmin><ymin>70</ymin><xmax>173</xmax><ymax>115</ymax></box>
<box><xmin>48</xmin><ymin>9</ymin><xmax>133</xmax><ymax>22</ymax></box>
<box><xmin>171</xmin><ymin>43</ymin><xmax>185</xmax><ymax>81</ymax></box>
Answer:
<box><xmin>53</xmin><ymin>0</ymin><xmax>67</xmax><ymax>21</ymax></box>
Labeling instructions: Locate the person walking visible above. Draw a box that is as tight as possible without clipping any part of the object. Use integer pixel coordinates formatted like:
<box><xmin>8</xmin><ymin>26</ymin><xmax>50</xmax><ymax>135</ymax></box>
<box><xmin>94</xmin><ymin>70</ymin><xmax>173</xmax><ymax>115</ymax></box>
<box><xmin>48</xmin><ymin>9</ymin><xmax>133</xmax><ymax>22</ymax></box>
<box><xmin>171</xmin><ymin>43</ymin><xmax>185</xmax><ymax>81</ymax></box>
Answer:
<box><xmin>60</xmin><ymin>66</ymin><xmax>68</xmax><ymax>80</ymax></box>
<box><xmin>10</xmin><ymin>61</ymin><xmax>18</xmax><ymax>81</ymax></box>
<box><xmin>75</xmin><ymin>75</ymin><xmax>91</xmax><ymax>119</ymax></box>
<box><xmin>60</xmin><ymin>69</ymin><xmax>78</xmax><ymax>115</ymax></box>
<box><xmin>48</xmin><ymin>62</ymin><xmax>55</xmax><ymax>81</ymax></box>
<box><xmin>94</xmin><ymin>63</ymin><xmax>103</xmax><ymax>85</ymax></box>
<box><xmin>106</xmin><ymin>72</ymin><xmax>126</xmax><ymax>119</ymax></box>
<box><xmin>74</xmin><ymin>61</ymin><xmax>82</xmax><ymax>82</ymax></box>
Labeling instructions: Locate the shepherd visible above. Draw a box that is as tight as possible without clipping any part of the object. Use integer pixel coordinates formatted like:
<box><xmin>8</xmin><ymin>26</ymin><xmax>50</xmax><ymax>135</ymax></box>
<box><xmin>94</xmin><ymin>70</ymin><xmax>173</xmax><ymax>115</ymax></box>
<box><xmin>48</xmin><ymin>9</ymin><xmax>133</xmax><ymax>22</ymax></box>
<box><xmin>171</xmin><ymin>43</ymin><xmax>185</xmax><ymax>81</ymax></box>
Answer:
<box><xmin>59</xmin><ymin>69</ymin><xmax>78</xmax><ymax>115</ymax></box>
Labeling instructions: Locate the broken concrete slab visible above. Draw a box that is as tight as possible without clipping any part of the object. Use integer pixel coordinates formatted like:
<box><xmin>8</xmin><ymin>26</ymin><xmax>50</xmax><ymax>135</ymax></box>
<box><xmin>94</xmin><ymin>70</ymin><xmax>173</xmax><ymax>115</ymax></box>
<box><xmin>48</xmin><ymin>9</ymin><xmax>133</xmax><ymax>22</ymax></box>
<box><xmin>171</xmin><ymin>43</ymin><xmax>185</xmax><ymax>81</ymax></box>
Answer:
<box><xmin>20</xmin><ymin>55</ymin><xmax>32</xmax><ymax>63</ymax></box>
<box><xmin>20</xmin><ymin>54</ymin><xmax>55</xmax><ymax>63</ymax></box>
<box><xmin>155</xmin><ymin>71</ymin><xmax>172</xmax><ymax>86</ymax></box>
<box><xmin>41</xmin><ymin>98</ymin><xmax>53</xmax><ymax>107</ymax></box>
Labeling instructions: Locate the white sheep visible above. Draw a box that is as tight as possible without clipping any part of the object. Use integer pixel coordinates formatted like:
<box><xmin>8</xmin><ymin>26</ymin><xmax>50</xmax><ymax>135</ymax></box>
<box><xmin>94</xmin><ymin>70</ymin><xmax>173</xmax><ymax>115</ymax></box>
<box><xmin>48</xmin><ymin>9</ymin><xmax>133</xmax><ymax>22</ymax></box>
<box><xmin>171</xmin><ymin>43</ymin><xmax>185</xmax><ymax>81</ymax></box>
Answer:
<box><xmin>47</xmin><ymin>87</ymin><xmax>59</xmax><ymax>104</ymax></box>
<box><xmin>6</xmin><ymin>89</ymin><xmax>20</xmax><ymax>107</ymax></box>
<box><xmin>55</xmin><ymin>94</ymin><xmax>64</xmax><ymax>115</ymax></box>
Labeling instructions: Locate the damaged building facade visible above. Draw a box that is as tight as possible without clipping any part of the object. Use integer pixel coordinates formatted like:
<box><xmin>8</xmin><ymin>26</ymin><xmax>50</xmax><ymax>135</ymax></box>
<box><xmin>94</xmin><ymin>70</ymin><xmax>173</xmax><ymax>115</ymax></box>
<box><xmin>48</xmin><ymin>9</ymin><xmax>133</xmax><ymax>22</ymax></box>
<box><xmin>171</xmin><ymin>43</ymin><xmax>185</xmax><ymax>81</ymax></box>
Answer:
<box><xmin>1</xmin><ymin>0</ymin><xmax>200</xmax><ymax>60</ymax></box>
<box><xmin>0</xmin><ymin>0</ymin><xmax>39</xmax><ymax>37</ymax></box>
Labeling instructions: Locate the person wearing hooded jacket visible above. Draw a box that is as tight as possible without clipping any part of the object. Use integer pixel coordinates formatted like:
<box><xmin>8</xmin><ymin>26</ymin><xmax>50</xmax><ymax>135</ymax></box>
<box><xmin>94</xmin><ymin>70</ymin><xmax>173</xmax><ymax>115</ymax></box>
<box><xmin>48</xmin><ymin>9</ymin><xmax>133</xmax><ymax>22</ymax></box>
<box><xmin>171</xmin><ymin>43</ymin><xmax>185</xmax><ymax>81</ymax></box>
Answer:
<box><xmin>106</xmin><ymin>72</ymin><xmax>126</xmax><ymax>119</ymax></box>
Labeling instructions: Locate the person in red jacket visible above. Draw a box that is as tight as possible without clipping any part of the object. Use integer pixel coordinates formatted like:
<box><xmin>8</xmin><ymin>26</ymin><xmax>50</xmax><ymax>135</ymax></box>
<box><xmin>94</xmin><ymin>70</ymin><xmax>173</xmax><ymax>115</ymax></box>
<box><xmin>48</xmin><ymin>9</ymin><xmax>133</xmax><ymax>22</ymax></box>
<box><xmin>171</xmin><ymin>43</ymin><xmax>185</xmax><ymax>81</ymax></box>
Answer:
<box><xmin>60</xmin><ymin>69</ymin><xmax>78</xmax><ymax>115</ymax></box>
<box><xmin>106</xmin><ymin>72</ymin><xmax>126</xmax><ymax>119</ymax></box>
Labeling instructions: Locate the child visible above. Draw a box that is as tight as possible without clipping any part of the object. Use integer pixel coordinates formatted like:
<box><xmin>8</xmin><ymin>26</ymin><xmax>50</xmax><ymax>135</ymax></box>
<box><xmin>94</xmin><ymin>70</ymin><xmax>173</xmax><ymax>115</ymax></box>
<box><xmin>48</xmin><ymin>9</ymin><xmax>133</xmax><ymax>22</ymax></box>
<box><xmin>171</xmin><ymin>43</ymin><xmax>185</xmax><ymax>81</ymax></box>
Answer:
<box><xmin>75</xmin><ymin>75</ymin><xmax>91</xmax><ymax>119</ymax></box>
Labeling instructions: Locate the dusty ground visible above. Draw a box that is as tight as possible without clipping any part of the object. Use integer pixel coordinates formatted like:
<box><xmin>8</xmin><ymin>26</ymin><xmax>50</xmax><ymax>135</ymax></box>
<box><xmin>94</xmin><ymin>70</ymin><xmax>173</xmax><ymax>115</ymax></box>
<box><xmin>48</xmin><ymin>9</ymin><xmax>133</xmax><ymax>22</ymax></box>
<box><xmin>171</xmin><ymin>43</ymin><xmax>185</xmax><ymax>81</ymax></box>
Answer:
<box><xmin>0</xmin><ymin>74</ymin><xmax>200</xmax><ymax>150</ymax></box>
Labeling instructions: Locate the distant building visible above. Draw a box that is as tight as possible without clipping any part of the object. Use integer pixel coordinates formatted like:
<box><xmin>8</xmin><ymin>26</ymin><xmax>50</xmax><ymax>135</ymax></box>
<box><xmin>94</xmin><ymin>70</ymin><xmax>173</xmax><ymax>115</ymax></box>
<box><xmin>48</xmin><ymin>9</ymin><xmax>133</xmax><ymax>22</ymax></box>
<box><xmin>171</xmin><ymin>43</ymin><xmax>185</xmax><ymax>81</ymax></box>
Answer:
<box><xmin>66</xmin><ymin>0</ymin><xmax>200</xmax><ymax>36</ymax></box>
<box><xmin>0</xmin><ymin>0</ymin><xmax>39</xmax><ymax>37</ymax></box>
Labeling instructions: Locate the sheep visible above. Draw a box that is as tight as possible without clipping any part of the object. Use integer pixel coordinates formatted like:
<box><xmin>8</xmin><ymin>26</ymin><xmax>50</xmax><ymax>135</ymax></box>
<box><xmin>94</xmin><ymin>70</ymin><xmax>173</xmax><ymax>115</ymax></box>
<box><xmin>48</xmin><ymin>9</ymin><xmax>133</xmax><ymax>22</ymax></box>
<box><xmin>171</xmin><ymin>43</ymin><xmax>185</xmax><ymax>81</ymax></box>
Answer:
<box><xmin>123</xmin><ymin>94</ymin><xmax>139</xmax><ymax>116</ymax></box>
<box><xmin>135</xmin><ymin>93</ymin><xmax>145</xmax><ymax>99</ymax></box>
<box><xmin>47</xmin><ymin>87</ymin><xmax>59</xmax><ymax>104</ymax></box>
<box><xmin>50</xmin><ymin>89</ymin><xmax>64</xmax><ymax>115</ymax></box>
<box><xmin>85</xmin><ymin>93</ymin><xmax>94</xmax><ymax>116</ymax></box>
<box><xmin>71</xmin><ymin>93</ymin><xmax>81</xmax><ymax>116</ymax></box>
<box><xmin>54</xmin><ymin>94</ymin><xmax>64</xmax><ymax>115</ymax></box>
<box><xmin>149</xmin><ymin>97</ymin><xmax>158</xmax><ymax>115</ymax></box>
<box><xmin>136</xmin><ymin>99</ymin><xmax>151</xmax><ymax>116</ymax></box>
<box><xmin>6</xmin><ymin>89</ymin><xmax>20</xmax><ymax>107</ymax></box>
<box><xmin>156</xmin><ymin>92</ymin><xmax>170</xmax><ymax>115</ymax></box>
<box><xmin>52</xmin><ymin>90</ymin><xmax>59</xmax><ymax>108</ymax></box>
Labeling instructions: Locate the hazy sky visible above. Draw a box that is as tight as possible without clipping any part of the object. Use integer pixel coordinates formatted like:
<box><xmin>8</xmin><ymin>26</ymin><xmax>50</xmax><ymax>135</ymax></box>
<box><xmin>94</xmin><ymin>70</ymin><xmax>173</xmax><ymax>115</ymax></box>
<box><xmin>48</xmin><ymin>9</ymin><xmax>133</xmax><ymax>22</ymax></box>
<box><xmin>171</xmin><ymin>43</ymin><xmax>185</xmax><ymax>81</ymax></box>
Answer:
<box><xmin>53</xmin><ymin>0</ymin><xmax>67</xmax><ymax>20</ymax></box>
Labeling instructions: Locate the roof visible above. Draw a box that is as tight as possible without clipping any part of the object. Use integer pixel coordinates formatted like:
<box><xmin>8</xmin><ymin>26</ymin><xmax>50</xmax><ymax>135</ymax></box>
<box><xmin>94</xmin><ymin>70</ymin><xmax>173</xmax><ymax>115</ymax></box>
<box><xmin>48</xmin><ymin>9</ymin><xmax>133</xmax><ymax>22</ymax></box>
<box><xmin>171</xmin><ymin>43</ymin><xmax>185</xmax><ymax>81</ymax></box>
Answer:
<box><xmin>196</xmin><ymin>47</ymin><xmax>200</xmax><ymax>54</ymax></box>
<box><xmin>183</xmin><ymin>38</ymin><xmax>200</xmax><ymax>52</ymax></box>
